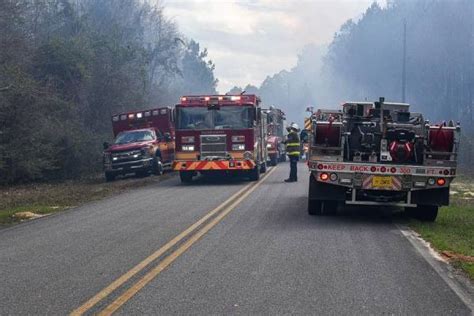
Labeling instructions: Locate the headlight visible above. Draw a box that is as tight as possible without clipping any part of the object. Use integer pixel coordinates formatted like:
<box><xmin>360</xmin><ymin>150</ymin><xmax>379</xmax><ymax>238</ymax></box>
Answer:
<box><xmin>181</xmin><ymin>136</ymin><xmax>195</xmax><ymax>143</ymax></box>
<box><xmin>266</xmin><ymin>143</ymin><xmax>272</xmax><ymax>148</ymax></box>
<box><xmin>232</xmin><ymin>144</ymin><xmax>245</xmax><ymax>151</ymax></box>
<box><xmin>182</xmin><ymin>145</ymin><xmax>195</xmax><ymax>151</ymax></box>
<box><xmin>231</xmin><ymin>135</ymin><xmax>245</xmax><ymax>142</ymax></box>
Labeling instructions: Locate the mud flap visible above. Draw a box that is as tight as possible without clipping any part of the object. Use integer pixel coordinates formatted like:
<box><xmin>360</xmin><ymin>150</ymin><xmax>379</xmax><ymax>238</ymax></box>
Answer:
<box><xmin>411</xmin><ymin>187</ymin><xmax>449</xmax><ymax>206</ymax></box>
<box><xmin>308</xmin><ymin>174</ymin><xmax>347</xmax><ymax>201</ymax></box>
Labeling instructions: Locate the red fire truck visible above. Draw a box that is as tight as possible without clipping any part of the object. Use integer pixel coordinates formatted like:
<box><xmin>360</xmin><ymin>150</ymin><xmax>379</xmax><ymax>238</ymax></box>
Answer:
<box><xmin>264</xmin><ymin>106</ymin><xmax>286</xmax><ymax>166</ymax></box>
<box><xmin>103</xmin><ymin>107</ymin><xmax>175</xmax><ymax>181</ymax></box>
<box><xmin>307</xmin><ymin>98</ymin><xmax>460</xmax><ymax>221</ymax></box>
<box><xmin>173</xmin><ymin>94</ymin><xmax>268</xmax><ymax>182</ymax></box>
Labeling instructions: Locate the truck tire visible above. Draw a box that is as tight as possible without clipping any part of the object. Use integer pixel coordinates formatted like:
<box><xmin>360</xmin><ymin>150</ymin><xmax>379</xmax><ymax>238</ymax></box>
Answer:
<box><xmin>270</xmin><ymin>155</ymin><xmax>278</xmax><ymax>166</ymax></box>
<box><xmin>179</xmin><ymin>171</ymin><xmax>193</xmax><ymax>183</ymax></box>
<box><xmin>409</xmin><ymin>205</ymin><xmax>438</xmax><ymax>222</ymax></box>
<box><xmin>249</xmin><ymin>165</ymin><xmax>260</xmax><ymax>181</ymax></box>
<box><xmin>308</xmin><ymin>199</ymin><xmax>322</xmax><ymax>215</ymax></box>
<box><xmin>322</xmin><ymin>200</ymin><xmax>338</xmax><ymax>216</ymax></box>
<box><xmin>105</xmin><ymin>172</ymin><xmax>115</xmax><ymax>182</ymax></box>
<box><xmin>152</xmin><ymin>157</ymin><xmax>164</xmax><ymax>175</ymax></box>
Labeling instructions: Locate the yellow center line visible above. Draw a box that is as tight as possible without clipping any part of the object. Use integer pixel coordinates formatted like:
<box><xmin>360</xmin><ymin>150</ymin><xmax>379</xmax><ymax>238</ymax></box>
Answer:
<box><xmin>97</xmin><ymin>167</ymin><xmax>276</xmax><ymax>315</ymax></box>
<box><xmin>70</xmin><ymin>167</ymin><xmax>275</xmax><ymax>316</ymax></box>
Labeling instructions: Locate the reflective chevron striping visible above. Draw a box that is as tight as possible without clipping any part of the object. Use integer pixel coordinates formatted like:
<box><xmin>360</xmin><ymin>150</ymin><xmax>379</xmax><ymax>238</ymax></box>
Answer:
<box><xmin>173</xmin><ymin>160</ymin><xmax>256</xmax><ymax>171</ymax></box>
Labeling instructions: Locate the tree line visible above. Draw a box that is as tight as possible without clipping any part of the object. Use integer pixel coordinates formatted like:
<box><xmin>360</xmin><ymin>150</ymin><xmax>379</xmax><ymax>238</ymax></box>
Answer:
<box><xmin>0</xmin><ymin>0</ymin><xmax>217</xmax><ymax>184</ymax></box>
<box><xmin>230</xmin><ymin>0</ymin><xmax>473</xmax><ymax>163</ymax></box>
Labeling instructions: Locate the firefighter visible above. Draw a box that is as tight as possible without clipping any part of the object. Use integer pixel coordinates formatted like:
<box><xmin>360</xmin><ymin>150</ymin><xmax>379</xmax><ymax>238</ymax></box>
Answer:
<box><xmin>284</xmin><ymin>122</ymin><xmax>301</xmax><ymax>182</ymax></box>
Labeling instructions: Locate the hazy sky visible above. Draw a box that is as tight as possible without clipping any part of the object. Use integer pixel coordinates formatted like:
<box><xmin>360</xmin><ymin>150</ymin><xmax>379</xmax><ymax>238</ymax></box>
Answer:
<box><xmin>164</xmin><ymin>0</ymin><xmax>379</xmax><ymax>93</ymax></box>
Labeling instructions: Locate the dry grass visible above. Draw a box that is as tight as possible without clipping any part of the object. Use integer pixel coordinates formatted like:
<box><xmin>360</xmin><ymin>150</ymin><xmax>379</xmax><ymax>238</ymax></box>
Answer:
<box><xmin>409</xmin><ymin>176</ymin><xmax>474</xmax><ymax>280</ymax></box>
<box><xmin>0</xmin><ymin>173</ymin><xmax>174</xmax><ymax>225</ymax></box>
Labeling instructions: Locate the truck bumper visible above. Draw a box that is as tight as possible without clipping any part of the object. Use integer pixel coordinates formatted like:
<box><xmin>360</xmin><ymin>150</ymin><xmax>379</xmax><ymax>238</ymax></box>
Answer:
<box><xmin>309</xmin><ymin>171</ymin><xmax>451</xmax><ymax>207</ymax></box>
<box><xmin>104</xmin><ymin>158</ymin><xmax>154</xmax><ymax>174</ymax></box>
<box><xmin>173</xmin><ymin>160</ymin><xmax>256</xmax><ymax>171</ymax></box>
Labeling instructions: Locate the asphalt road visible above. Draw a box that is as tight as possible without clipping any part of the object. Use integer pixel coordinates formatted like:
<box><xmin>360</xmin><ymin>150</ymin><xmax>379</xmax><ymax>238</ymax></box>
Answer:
<box><xmin>0</xmin><ymin>163</ymin><xmax>472</xmax><ymax>315</ymax></box>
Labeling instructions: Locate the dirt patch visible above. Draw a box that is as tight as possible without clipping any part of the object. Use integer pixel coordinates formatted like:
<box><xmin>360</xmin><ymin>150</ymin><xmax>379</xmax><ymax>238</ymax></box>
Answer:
<box><xmin>442</xmin><ymin>251</ymin><xmax>474</xmax><ymax>263</ymax></box>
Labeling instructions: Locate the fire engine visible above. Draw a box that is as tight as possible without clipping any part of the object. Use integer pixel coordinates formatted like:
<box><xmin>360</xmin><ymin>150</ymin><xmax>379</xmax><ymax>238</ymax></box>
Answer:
<box><xmin>307</xmin><ymin>97</ymin><xmax>460</xmax><ymax>221</ymax></box>
<box><xmin>264</xmin><ymin>106</ymin><xmax>286</xmax><ymax>166</ymax></box>
<box><xmin>103</xmin><ymin>107</ymin><xmax>175</xmax><ymax>181</ymax></box>
<box><xmin>173</xmin><ymin>94</ymin><xmax>268</xmax><ymax>182</ymax></box>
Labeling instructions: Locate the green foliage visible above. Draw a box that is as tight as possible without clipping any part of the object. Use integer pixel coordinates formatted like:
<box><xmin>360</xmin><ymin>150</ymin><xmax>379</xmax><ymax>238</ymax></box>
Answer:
<box><xmin>0</xmin><ymin>0</ymin><xmax>217</xmax><ymax>184</ymax></box>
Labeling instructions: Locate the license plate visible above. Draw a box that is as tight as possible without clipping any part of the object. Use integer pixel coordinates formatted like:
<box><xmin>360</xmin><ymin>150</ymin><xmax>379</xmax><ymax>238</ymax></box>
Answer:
<box><xmin>372</xmin><ymin>176</ymin><xmax>392</xmax><ymax>189</ymax></box>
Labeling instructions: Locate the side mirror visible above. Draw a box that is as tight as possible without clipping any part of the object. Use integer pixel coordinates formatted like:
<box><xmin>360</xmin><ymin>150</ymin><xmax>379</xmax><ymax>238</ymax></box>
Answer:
<box><xmin>103</xmin><ymin>142</ymin><xmax>110</xmax><ymax>150</ymax></box>
<box><xmin>164</xmin><ymin>133</ymin><xmax>172</xmax><ymax>142</ymax></box>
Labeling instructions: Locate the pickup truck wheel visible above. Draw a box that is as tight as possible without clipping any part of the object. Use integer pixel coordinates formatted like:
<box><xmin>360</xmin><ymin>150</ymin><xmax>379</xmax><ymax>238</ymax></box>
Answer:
<box><xmin>105</xmin><ymin>172</ymin><xmax>115</xmax><ymax>182</ymax></box>
<box><xmin>308</xmin><ymin>199</ymin><xmax>322</xmax><ymax>215</ymax></box>
<box><xmin>249</xmin><ymin>165</ymin><xmax>260</xmax><ymax>181</ymax></box>
<box><xmin>179</xmin><ymin>171</ymin><xmax>193</xmax><ymax>183</ymax></box>
<box><xmin>414</xmin><ymin>205</ymin><xmax>438</xmax><ymax>222</ymax></box>
<box><xmin>152</xmin><ymin>157</ymin><xmax>164</xmax><ymax>175</ymax></box>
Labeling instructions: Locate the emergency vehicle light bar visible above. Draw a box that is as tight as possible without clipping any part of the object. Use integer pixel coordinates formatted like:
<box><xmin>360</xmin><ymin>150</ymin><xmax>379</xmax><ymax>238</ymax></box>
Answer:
<box><xmin>180</xmin><ymin>95</ymin><xmax>259</xmax><ymax>106</ymax></box>
<box><xmin>111</xmin><ymin>107</ymin><xmax>169</xmax><ymax>122</ymax></box>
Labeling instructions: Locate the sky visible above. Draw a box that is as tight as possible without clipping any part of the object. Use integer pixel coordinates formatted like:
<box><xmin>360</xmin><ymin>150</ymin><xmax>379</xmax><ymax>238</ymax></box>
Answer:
<box><xmin>163</xmin><ymin>0</ymin><xmax>380</xmax><ymax>93</ymax></box>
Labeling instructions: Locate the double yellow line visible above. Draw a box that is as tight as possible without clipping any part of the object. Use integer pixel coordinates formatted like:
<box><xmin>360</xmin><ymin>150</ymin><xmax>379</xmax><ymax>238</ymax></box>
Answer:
<box><xmin>71</xmin><ymin>167</ymin><xmax>276</xmax><ymax>316</ymax></box>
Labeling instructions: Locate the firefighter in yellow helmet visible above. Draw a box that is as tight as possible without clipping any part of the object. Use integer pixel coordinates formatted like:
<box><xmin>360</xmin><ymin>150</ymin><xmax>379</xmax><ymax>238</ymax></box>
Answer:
<box><xmin>284</xmin><ymin>122</ymin><xmax>301</xmax><ymax>182</ymax></box>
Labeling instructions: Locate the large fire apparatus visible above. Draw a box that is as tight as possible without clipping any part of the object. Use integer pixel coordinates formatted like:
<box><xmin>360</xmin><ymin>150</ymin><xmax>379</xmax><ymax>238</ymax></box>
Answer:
<box><xmin>307</xmin><ymin>97</ymin><xmax>460</xmax><ymax>221</ymax></box>
<box><xmin>173</xmin><ymin>94</ymin><xmax>268</xmax><ymax>182</ymax></box>
<box><xmin>264</xmin><ymin>106</ymin><xmax>286</xmax><ymax>166</ymax></box>
<box><xmin>103</xmin><ymin>107</ymin><xmax>175</xmax><ymax>181</ymax></box>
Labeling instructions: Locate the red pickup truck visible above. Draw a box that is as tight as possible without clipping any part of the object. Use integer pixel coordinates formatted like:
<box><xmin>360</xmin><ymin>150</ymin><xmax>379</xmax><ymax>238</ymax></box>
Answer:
<box><xmin>103</xmin><ymin>107</ymin><xmax>175</xmax><ymax>181</ymax></box>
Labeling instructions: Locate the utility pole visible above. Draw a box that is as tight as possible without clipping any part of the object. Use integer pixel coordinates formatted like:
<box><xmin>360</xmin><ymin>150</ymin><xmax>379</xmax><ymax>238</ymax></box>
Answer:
<box><xmin>402</xmin><ymin>19</ymin><xmax>407</xmax><ymax>103</ymax></box>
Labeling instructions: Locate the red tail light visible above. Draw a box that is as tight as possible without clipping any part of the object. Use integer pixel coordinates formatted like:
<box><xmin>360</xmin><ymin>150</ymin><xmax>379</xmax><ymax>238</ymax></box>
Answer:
<box><xmin>437</xmin><ymin>178</ymin><xmax>446</xmax><ymax>186</ymax></box>
<box><xmin>320</xmin><ymin>173</ymin><xmax>329</xmax><ymax>181</ymax></box>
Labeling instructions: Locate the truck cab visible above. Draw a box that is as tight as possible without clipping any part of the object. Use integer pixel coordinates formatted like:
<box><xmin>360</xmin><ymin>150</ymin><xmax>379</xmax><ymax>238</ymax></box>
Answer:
<box><xmin>173</xmin><ymin>94</ymin><xmax>268</xmax><ymax>182</ymax></box>
<box><xmin>103</xmin><ymin>107</ymin><xmax>175</xmax><ymax>181</ymax></box>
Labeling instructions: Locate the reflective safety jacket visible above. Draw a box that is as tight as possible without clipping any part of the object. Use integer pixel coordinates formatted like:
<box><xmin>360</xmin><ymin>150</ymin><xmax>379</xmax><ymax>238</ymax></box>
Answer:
<box><xmin>285</xmin><ymin>131</ymin><xmax>300</xmax><ymax>157</ymax></box>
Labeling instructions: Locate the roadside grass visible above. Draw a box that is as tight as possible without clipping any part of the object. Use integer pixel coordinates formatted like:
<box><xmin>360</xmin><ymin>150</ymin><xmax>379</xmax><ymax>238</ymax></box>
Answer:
<box><xmin>0</xmin><ymin>173</ymin><xmax>174</xmax><ymax>226</ymax></box>
<box><xmin>409</xmin><ymin>174</ymin><xmax>474</xmax><ymax>280</ymax></box>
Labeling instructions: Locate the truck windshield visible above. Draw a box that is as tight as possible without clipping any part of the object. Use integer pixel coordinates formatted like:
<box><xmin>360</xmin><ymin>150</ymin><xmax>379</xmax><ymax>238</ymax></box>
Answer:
<box><xmin>177</xmin><ymin>106</ymin><xmax>254</xmax><ymax>130</ymax></box>
<box><xmin>114</xmin><ymin>130</ymin><xmax>154</xmax><ymax>144</ymax></box>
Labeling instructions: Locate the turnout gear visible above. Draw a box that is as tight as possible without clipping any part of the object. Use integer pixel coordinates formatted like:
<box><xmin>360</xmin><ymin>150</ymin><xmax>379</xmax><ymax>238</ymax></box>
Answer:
<box><xmin>285</xmin><ymin>130</ymin><xmax>300</xmax><ymax>157</ymax></box>
<box><xmin>284</xmin><ymin>129</ymin><xmax>300</xmax><ymax>182</ymax></box>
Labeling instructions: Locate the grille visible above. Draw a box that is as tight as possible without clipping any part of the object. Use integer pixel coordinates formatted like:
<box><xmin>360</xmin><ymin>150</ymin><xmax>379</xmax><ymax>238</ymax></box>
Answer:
<box><xmin>112</xmin><ymin>150</ymin><xmax>142</xmax><ymax>163</ymax></box>
<box><xmin>200</xmin><ymin>135</ymin><xmax>227</xmax><ymax>159</ymax></box>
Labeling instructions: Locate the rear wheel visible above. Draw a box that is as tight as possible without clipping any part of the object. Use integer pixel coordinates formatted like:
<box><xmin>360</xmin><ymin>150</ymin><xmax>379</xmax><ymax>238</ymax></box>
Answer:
<box><xmin>249</xmin><ymin>164</ymin><xmax>260</xmax><ymax>181</ymax></box>
<box><xmin>308</xmin><ymin>199</ymin><xmax>322</xmax><ymax>215</ymax></box>
<box><xmin>322</xmin><ymin>200</ymin><xmax>338</xmax><ymax>216</ymax></box>
<box><xmin>407</xmin><ymin>205</ymin><xmax>438</xmax><ymax>222</ymax></box>
<box><xmin>270</xmin><ymin>155</ymin><xmax>278</xmax><ymax>166</ymax></box>
<box><xmin>179</xmin><ymin>171</ymin><xmax>193</xmax><ymax>183</ymax></box>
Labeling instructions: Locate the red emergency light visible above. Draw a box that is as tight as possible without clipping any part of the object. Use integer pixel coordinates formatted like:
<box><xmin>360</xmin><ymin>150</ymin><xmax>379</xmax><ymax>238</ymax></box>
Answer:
<box><xmin>179</xmin><ymin>95</ymin><xmax>259</xmax><ymax>106</ymax></box>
